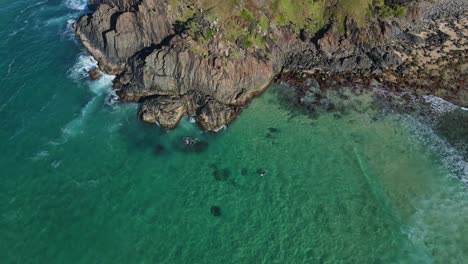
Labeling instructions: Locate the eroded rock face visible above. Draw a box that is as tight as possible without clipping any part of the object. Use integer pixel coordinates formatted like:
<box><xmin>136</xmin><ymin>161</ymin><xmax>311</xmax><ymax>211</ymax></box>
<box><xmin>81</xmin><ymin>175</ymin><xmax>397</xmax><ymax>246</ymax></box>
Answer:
<box><xmin>75</xmin><ymin>0</ymin><xmax>467</xmax><ymax>131</ymax></box>
<box><xmin>138</xmin><ymin>91</ymin><xmax>241</xmax><ymax>131</ymax></box>
<box><xmin>74</xmin><ymin>1</ymin><xmax>174</xmax><ymax>74</ymax></box>
<box><xmin>115</xmin><ymin>39</ymin><xmax>274</xmax><ymax>105</ymax></box>
<box><xmin>75</xmin><ymin>0</ymin><xmax>275</xmax><ymax>131</ymax></box>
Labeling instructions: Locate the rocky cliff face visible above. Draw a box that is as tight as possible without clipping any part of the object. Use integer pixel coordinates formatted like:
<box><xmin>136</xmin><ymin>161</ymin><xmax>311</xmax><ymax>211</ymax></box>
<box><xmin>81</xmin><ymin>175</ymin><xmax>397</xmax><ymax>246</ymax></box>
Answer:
<box><xmin>75</xmin><ymin>0</ymin><xmax>279</xmax><ymax>130</ymax></box>
<box><xmin>75</xmin><ymin>0</ymin><xmax>467</xmax><ymax>131</ymax></box>
<box><xmin>75</xmin><ymin>1</ymin><xmax>174</xmax><ymax>73</ymax></box>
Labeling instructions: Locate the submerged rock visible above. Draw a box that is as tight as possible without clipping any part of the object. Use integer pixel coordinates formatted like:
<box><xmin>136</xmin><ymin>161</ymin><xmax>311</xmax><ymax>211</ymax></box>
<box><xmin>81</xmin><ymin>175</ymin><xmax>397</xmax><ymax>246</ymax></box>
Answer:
<box><xmin>210</xmin><ymin>206</ymin><xmax>221</xmax><ymax>217</ymax></box>
<box><xmin>241</xmin><ymin>168</ymin><xmax>248</xmax><ymax>176</ymax></box>
<box><xmin>154</xmin><ymin>144</ymin><xmax>165</xmax><ymax>155</ymax></box>
<box><xmin>212</xmin><ymin>168</ymin><xmax>231</xmax><ymax>181</ymax></box>
<box><xmin>268</xmin><ymin>127</ymin><xmax>279</xmax><ymax>133</ymax></box>
<box><xmin>172</xmin><ymin>136</ymin><xmax>209</xmax><ymax>153</ymax></box>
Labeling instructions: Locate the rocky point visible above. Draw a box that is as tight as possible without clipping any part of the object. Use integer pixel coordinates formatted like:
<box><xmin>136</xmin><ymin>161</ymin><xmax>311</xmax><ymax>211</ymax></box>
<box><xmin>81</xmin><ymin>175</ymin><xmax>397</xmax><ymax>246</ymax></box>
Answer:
<box><xmin>74</xmin><ymin>0</ymin><xmax>467</xmax><ymax>131</ymax></box>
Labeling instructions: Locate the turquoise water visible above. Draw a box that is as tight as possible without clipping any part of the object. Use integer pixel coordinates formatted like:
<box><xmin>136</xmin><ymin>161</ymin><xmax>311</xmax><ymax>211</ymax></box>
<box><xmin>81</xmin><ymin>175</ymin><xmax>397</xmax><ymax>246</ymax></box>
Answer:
<box><xmin>1</xmin><ymin>1</ymin><xmax>467</xmax><ymax>263</ymax></box>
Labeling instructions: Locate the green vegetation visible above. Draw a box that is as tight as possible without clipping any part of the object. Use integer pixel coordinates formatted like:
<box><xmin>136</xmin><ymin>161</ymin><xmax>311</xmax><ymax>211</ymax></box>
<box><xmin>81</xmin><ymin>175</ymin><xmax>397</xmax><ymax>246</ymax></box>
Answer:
<box><xmin>167</xmin><ymin>0</ymin><xmax>408</xmax><ymax>54</ymax></box>
<box><xmin>372</xmin><ymin>0</ymin><xmax>408</xmax><ymax>18</ymax></box>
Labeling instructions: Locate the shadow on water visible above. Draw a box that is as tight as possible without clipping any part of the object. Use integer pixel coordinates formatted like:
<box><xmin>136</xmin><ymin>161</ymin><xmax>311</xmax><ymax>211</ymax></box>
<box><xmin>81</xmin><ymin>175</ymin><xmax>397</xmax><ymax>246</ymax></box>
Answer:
<box><xmin>117</xmin><ymin>118</ymin><xmax>169</xmax><ymax>156</ymax></box>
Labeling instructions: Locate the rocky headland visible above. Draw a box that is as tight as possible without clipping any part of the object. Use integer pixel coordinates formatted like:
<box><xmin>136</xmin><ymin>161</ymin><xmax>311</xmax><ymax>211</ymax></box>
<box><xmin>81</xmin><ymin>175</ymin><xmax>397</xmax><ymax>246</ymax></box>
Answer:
<box><xmin>74</xmin><ymin>0</ymin><xmax>467</xmax><ymax>131</ymax></box>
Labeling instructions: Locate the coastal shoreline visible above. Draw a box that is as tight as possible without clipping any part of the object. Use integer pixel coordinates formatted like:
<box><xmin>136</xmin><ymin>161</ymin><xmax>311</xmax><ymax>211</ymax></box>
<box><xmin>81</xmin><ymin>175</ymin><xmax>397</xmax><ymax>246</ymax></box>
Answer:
<box><xmin>74</xmin><ymin>0</ymin><xmax>467</xmax><ymax>131</ymax></box>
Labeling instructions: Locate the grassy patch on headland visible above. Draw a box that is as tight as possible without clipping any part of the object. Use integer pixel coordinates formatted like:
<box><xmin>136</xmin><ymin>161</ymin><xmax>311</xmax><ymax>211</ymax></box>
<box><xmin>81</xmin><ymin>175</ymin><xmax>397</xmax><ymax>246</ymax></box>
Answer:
<box><xmin>167</xmin><ymin>0</ymin><xmax>408</xmax><ymax>52</ymax></box>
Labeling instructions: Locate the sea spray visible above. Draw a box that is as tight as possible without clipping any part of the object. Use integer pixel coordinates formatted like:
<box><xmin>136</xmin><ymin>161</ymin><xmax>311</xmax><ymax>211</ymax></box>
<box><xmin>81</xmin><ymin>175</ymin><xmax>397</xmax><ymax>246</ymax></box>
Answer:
<box><xmin>67</xmin><ymin>53</ymin><xmax>115</xmax><ymax>93</ymax></box>
<box><xmin>44</xmin><ymin>14</ymin><xmax>75</xmax><ymax>27</ymax></box>
<box><xmin>61</xmin><ymin>53</ymin><xmax>116</xmax><ymax>139</ymax></box>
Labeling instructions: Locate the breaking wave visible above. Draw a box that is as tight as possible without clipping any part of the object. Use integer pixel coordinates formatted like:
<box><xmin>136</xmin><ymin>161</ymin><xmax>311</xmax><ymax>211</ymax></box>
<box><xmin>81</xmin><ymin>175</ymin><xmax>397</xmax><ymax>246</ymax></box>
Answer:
<box><xmin>61</xmin><ymin>53</ymin><xmax>116</xmax><ymax>139</ymax></box>
<box><xmin>376</xmin><ymin>90</ymin><xmax>468</xmax><ymax>184</ymax></box>
<box><xmin>401</xmin><ymin>115</ymin><xmax>467</xmax><ymax>184</ymax></box>
<box><xmin>394</xmin><ymin>94</ymin><xmax>468</xmax><ymax>185</ymax></box>
<box><xmin>67</xmin><ymin>53</ymin><xmax>115</xmax><ymax>94</ymax></box>
<box><xmin>422</xmin><ymin>95</ymin><xmax>468</xmax><ymax>113</ymax></box>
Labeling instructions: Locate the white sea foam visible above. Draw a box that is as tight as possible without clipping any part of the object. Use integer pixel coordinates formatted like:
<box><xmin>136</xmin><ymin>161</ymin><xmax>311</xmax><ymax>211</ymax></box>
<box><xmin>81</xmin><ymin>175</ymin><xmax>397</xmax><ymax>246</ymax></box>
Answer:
<box><xmin>44</xmin><ymin>14</ymin><xmax>74</xmax><ymax>27</ymax></box>
<box><xmin>379</xmin><ymin>95</ymin><xmax>468</xmax><ymax>261</ymax></box>
<box><xmin>6</xmin><ymin>57</ymin><xmax>16</xmax><ymax>77</ymax></box>
<box><xmin>213</xmin><ymin>125</ymin><xmax>227</xmax><ymax>133</ymax></box>
<box><xmin>7</xmin><ymin>19</ymin><xmax>29</xmax><ymax>37</ymax></box>
<box><xmin>178</xmin><ymin>116</ymin><xmax>205</xmax><ymax>133</ymax></box>
<box><xmin>67</xmin><ymin>54</ymin><xmax>98</xmax><ymax>80</ymax></box>
<box><xmin>62</xmin><ymin>95</ymin><xmax>99</xmax><ymax>137</ymax></box>
<box><xmin>376</xmin><ymin>90</ymin><xmax>468</xmax><ymax>184</ymax></box>
<box><xmin>8</xmin><ymin>119</ymin><xmax>25</xmax><ymax>141</ymax></box>
<box><xmin>400</xmin><ymin>115</ymin><xmax>468</xmax><ymax>185</ymax></box>
<box><xmin>105</xmin><ymin>90</ymin><xmax>120</xmax><ymax>108</ymax></box>
<box><xmin>51</xmin><ymin>160</ymin><xmax>62</xmax><ymax>168</ymax></box>
<box><xmin>31</xmin><ymin>150</ymin><xmax>50</xmax><ymax>161</ymax></box>
<box><xmin>62</xmin><ymin>19</ymin><xmax>77</xmax><ymax>40</ymax></box>
<box><xmin>90</xmin><ymin>72</ymin><xmax>115</xmax><ymax>95</ymax></box>
<box><xmin>61</xmin><ymin>54</ymin><xmax>116</xmax><ymax>138</ymax></box>
<box><xmin>67</xmin><ymin>54</ymin><xmax>116</xmax><ymax>92</ymax></box>
<box><xmin>20</xmin><ymin>0</ymin><xmax>48</xmax><ymax>14</ymax></box>
<box><xmin>8</xmin><ymin>24</ymin><xmax>27</xmax><ymax>36</ymax></box>
<box><xmin>422</xmin><ymin>95</ymin><xmax>467</xmax><ymax>113</ymax></box>
<box><xmin>64</xmin><ymin>0</ymin><xmax>87</xmax><ymax>11</ymax></box>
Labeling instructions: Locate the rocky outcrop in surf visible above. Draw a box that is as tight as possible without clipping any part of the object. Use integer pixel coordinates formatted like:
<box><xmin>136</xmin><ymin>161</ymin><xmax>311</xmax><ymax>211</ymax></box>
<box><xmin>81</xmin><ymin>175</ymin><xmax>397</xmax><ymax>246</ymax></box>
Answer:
<box><xmin>74</xmin><ymin>0</ymin><xmax>467</xmax><ymax>131</ymax></box>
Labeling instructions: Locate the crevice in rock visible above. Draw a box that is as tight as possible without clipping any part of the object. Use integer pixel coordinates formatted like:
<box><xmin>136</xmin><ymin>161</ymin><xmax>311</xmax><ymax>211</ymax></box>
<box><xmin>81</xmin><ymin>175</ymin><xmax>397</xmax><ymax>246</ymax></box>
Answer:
<box><xmin>310</xmin><ymin>19</ymin><xmax>333</xmax><ymax>50</ymax></box>
<box><xmin>110</xmin><ymin>11</ymin><xmax>123</xmax><ymax>31</ymax></box>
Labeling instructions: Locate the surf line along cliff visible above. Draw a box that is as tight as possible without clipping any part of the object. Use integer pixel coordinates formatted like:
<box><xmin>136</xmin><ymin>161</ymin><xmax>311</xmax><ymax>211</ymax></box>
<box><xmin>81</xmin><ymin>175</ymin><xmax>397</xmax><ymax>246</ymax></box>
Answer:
<box><xmin>74</xmin><ymin>0</ymin><xmax>468</xmax><ymax>131</ymax></box>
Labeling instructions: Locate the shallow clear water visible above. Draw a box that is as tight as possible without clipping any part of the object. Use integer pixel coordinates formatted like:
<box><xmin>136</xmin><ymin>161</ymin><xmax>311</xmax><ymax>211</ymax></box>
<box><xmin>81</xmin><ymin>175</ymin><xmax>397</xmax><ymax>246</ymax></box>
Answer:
<box><xmin>0</xmin><ymin>1</ymin><xmax>467</xmax><ymax>263</ymax></box>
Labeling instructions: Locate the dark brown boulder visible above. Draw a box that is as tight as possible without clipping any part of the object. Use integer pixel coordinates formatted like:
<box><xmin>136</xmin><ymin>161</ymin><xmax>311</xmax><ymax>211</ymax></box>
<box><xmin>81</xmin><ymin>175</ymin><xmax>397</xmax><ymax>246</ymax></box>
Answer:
<box><xmin>88</xmin><ymin>68</ymin><xmax>101</xmax><ymax>80</ymax></box>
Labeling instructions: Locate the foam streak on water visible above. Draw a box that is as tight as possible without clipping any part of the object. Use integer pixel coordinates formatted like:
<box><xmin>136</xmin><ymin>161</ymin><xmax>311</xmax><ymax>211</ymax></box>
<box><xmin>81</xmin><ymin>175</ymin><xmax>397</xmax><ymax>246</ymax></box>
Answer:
<box><xmin>64</xmin><ymin>0</ymin><xmax>88</xmax><ymax>11</ymax></box>
<box><xmin>19</xmin><ymin>0</ymin><xmax>49</xmax><ymax>14</ymax></box>
<box><xmin>0</xmin><ymin>83</ymin><xmax>25</xmax><ymax>112</ymax></box>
